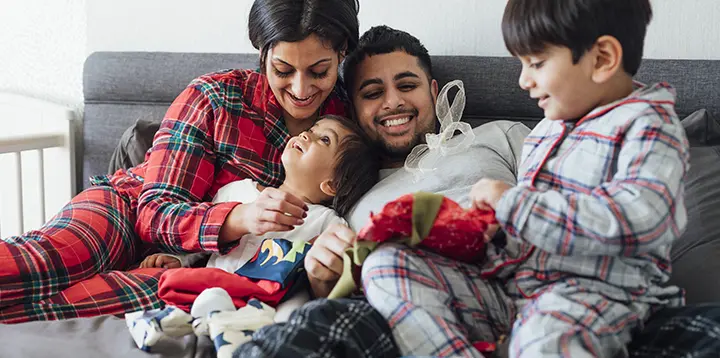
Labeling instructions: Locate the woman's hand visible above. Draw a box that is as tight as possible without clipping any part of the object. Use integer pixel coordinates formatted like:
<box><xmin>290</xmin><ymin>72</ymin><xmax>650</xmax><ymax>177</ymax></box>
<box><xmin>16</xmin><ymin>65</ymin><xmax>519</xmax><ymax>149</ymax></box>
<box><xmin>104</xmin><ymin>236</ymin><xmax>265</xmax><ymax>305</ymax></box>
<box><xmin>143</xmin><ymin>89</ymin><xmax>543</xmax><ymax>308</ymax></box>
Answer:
<box><xmin>305</xmin><ymin>223</ymin><xmax>356</xmax><ymax>298</ymax></box>
<box><xmin>140</xmin><ymin>254</ymin><xmax>182</xmax><ymax>269</ymax></box>
<box><xmin>219</xmin><ymin>188</ymin><xmax>308</xmax><ymax>244</ymax></box>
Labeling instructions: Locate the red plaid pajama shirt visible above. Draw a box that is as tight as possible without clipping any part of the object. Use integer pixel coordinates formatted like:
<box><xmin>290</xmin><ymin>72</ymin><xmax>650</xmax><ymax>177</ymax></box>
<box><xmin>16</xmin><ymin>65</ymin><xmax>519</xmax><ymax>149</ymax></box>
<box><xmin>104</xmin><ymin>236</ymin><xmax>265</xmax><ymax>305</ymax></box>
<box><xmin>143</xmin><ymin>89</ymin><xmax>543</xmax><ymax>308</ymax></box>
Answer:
<box><xmin>0</xmin><ymin>69</ymin><xmax>348</xmax><ymax>323</ymax></box>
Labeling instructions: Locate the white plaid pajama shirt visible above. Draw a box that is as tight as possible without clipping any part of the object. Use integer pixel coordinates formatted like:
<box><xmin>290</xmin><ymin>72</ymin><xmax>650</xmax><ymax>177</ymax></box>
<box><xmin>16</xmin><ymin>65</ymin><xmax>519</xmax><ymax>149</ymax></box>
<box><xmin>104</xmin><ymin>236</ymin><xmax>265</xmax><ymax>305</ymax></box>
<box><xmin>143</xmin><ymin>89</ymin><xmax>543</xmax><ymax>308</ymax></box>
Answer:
<box><xmin>363</xmin><ymin>83</ymin><xmax>690</xmax><ymax>358</ymax></box>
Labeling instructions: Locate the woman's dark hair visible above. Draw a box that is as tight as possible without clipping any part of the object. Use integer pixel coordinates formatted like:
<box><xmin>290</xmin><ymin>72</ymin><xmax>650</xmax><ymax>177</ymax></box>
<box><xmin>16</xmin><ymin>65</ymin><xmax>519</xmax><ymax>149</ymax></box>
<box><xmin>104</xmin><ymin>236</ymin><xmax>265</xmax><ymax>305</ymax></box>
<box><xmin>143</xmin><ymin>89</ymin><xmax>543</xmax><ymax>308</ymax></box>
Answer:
<box><xmin>249</xmin><ymin>0</ymin><xmax>360</xmax><ymax>71</ymax></box>
<box><xmin>502</xmin><ymin>0</ymin><xmax>652</xmax><ymax>76</ymax></box>
<box><xmin>319</xmin><ymin>114</ymin><xmax>380</xmax><ymax>217</ymax></box>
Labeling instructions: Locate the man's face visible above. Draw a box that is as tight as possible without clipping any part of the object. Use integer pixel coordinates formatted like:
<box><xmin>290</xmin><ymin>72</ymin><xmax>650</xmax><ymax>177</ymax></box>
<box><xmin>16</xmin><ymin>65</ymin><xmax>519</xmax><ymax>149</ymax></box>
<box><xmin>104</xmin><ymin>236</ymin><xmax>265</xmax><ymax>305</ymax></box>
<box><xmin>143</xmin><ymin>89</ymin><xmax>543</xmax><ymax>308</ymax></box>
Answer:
<box><xmin>352</xmin><ymin>51</ymin><xmax>438</xmax><ymax>162</ymax></box>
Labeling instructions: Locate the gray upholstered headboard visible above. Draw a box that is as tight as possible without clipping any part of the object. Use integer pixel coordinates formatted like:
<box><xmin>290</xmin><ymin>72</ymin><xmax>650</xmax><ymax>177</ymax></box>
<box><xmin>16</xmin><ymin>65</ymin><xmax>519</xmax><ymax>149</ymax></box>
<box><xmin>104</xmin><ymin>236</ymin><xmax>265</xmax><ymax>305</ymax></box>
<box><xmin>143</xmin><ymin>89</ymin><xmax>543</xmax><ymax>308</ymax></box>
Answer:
<box><xmin>82</xmin><ymin>52</ymin><xmax>720</xmax><ymax>190</ymax></box>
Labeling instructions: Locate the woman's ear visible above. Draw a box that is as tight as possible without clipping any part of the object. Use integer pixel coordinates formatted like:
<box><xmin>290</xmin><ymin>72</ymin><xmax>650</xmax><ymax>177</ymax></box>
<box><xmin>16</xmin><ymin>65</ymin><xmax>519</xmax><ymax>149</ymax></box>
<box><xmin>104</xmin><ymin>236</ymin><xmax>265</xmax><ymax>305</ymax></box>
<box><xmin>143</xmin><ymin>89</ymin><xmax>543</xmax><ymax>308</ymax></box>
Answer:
<box><xmin>320</xmin><ymin>180</ymin><xmax>337</xmax><ymax>197</ymax></box>
<box><xmin>591</xmin><ymin>35</ymin><xmax>625</xmax><ymax>84</ymax></box>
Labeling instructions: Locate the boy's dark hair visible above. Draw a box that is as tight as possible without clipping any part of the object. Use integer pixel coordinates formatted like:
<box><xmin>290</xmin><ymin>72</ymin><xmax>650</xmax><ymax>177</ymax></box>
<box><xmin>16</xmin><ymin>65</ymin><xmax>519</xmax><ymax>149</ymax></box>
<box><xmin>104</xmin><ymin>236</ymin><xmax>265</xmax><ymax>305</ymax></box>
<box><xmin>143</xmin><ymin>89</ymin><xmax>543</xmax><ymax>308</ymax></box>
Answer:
<box><xmin>320</xmin><ymin>115</ymin><xmax>379</xmax><ymax>217</ymax></box>
<box><xmin>249</xmin><ymin>0</ymin><xmax>360</xmax><ymax>72</ymax></box>
<box><xmin>502</xmin><ymin>0</ymin><xmax>653</xmax><ymax>76</ymax></box>
<box><xmin>341</xmin><ymin>25</ymin><xmax>433</xmax><ymax>95</ymax></box>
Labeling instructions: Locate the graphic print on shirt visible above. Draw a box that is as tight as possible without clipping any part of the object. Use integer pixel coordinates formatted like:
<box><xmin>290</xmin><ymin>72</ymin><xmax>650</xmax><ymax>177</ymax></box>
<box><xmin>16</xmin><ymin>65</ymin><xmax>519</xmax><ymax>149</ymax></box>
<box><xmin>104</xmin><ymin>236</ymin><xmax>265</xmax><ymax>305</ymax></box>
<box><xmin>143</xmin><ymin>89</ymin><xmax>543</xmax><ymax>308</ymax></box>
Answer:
<box><xmin>235</xmin><ymin>239</ymin><xmax>311</xmax><ymax>288</ymax></box>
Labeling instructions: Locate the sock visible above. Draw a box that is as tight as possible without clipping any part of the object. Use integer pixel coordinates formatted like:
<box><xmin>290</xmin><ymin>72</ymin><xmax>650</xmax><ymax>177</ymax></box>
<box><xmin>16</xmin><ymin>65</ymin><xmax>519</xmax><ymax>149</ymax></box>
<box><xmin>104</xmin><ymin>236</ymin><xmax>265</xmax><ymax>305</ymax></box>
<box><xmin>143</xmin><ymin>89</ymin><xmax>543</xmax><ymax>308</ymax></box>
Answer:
<box><xmin>190</xmin><ymin>287</ymin><xmax>236</xmax><ymax>335</ymax></box>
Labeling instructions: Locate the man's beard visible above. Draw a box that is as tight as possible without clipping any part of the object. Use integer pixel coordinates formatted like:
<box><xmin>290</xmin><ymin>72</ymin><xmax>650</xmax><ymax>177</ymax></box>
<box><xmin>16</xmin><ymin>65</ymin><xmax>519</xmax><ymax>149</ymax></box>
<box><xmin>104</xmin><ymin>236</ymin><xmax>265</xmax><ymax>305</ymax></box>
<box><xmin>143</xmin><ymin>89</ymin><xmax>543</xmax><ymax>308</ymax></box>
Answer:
<box><xmin>375</xmin><ymin>114</ymin><xmax>437</xmax><ymax>163</ymax></box>
<box><xmin>377</xmin><ymin>133</ymin><xmax>424</xmax><ymax>161</ymax></box>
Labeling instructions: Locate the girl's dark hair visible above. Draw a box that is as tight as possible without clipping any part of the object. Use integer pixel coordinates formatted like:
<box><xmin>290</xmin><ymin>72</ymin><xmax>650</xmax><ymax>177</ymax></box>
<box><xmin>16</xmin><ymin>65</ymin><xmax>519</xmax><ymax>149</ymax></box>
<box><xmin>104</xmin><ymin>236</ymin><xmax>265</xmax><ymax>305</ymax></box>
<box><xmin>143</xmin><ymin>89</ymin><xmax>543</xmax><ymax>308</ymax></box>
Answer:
<box><xmin>502</xmin><ymin>0</ymin><xmax>652</xmax><ymax>76</ymax></box>
<box><xmin>319</xmin><ymin>114</ymin><xmax>380</xmax><ymax>217</ymax></box>
<box><xmin>248</xmin><ymin>0</ymin><xmax>360</xmax><ymax>71</ymax></box>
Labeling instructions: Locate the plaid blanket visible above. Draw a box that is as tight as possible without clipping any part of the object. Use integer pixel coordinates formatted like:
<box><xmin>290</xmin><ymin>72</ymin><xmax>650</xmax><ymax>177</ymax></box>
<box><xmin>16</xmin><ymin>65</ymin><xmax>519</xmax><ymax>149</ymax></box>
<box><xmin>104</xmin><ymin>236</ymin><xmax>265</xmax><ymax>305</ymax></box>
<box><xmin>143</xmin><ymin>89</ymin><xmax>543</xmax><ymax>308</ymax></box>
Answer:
<box><xmin>235</xmin><ymin>299</ymin><xmax>720</xmax><ymax>358</ymax></box>
<box><xmin>234</xmin><ymin>298</ymin><xmax>398</xmax><ymax>358</ymax></box>
<box><xmin>629</xmin><ymin>303</ymin><xmax>720</xmax><ymax>358</ymax></box>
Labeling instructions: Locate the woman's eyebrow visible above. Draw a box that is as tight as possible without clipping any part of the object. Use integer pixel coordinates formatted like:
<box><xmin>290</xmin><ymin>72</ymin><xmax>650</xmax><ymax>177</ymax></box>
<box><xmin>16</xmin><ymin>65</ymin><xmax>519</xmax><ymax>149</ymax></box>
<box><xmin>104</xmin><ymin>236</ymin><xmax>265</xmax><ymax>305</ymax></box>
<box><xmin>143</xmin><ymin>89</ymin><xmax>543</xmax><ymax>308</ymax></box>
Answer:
<box><xmin>271</xmin><ymin>57</ymin><xmax>332</xmax><ymax>68</ymax></box>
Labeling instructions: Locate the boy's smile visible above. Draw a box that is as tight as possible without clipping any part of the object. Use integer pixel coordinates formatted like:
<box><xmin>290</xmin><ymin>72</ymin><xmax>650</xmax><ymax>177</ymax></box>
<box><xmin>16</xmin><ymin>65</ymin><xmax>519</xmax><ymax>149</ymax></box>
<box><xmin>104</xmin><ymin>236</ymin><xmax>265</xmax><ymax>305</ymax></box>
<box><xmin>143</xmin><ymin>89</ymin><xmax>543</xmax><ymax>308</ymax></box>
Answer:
<box><xmin>518</xmin><ymin>45</ymin><xmax>600</xmax><ymax>121</ymax></box>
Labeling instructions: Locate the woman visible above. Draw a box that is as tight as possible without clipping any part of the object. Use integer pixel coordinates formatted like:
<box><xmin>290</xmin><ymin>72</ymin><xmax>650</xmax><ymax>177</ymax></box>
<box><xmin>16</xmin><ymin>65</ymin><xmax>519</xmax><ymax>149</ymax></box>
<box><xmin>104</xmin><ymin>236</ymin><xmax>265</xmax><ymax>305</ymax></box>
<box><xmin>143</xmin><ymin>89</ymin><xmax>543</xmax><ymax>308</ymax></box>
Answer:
<box><xmin>0</xmin><ymin>0</ymin><xmax>359</xmax><ymax>323</ymax></box>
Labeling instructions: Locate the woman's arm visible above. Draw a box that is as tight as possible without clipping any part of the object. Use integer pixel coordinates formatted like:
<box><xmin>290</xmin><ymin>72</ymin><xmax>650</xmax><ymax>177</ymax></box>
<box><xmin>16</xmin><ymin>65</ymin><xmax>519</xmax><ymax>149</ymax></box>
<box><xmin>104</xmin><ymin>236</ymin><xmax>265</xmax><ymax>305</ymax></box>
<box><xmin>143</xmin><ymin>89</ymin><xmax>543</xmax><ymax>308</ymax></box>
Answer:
<box><xmin>135</xmin><ymin>85</ymin><xmax>241</xmax><ymax>254</ymax></box>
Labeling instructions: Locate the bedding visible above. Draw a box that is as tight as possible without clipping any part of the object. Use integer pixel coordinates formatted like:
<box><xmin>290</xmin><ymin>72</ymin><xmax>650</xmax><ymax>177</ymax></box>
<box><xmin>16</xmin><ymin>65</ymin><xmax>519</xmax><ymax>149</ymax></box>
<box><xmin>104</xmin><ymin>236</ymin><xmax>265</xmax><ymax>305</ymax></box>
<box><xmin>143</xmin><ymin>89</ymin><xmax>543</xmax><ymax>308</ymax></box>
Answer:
<box><xmin>2</xmin><ymin>53</ymin><xmax>720</xmax><ymax>357</ymax></box>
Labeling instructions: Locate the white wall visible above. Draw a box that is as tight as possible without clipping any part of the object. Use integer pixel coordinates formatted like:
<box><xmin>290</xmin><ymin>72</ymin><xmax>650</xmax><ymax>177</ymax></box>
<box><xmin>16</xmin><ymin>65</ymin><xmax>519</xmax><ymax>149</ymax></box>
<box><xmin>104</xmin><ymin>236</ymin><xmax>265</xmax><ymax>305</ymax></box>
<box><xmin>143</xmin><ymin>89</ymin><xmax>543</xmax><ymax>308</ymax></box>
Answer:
<box><xmin>0</xmin><ymin>0</ymin><xmax>87</xmax><ymax>109</ymax></box>
<box><xmin>87</xmin><ymin>0</ymin><xmax>720</xmax><ymax>60</ymax></box>
<box><xmin>0</xmin><ymin>0</ymin><xmax>85</xmax><ymax>232</ymax></box>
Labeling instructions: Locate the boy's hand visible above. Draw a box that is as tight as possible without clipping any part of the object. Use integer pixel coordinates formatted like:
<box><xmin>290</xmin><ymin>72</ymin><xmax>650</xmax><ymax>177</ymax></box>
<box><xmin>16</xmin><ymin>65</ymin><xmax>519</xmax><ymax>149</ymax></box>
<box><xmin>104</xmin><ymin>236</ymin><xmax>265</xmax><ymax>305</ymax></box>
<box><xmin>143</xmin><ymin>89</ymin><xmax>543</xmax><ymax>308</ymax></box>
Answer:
<box><xmin>470</xmin><ymin>178</ymin><xmax>513</xmax><ymax>210</ymax></box>
<box><xmin>140</xmin><ymin>254</ymin><xmax>182</xmax><ymax>269</ymax></box>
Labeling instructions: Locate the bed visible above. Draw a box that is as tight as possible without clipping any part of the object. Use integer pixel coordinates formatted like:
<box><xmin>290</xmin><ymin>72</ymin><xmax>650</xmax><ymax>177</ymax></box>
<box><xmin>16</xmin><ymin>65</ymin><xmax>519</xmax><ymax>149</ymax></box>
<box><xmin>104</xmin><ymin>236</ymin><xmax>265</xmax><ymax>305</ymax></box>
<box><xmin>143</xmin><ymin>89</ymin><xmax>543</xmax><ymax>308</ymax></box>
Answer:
<box><xmin>2</xmin><ymin>52</ymin><xmax>720</xmax><ymax>357</ymax></box>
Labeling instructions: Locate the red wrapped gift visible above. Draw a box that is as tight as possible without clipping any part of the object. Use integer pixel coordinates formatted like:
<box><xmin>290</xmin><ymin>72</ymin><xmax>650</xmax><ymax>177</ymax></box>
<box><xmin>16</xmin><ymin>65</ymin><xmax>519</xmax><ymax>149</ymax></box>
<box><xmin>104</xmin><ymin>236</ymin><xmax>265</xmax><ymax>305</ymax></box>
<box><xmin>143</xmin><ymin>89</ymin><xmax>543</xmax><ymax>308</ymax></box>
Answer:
<box><xmin>357</xmin><ymin>192</ymin><xmax>496</xmax><ymax>263</ymax></box>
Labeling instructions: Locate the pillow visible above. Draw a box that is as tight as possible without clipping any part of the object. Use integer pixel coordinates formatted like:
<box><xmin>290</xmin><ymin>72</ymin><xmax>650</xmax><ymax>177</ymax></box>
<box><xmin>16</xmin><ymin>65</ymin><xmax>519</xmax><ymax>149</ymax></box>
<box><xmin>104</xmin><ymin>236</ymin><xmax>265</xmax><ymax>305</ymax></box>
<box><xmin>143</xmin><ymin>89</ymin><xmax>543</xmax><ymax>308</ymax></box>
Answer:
<box><xmin>682</xmin><ymin>109</ymin><xmax>720</xmax><ymax>147</ymax></box>
<box><xmin>107</xmin><ymin>117</ymin><xmax>161</xmax><ymax>174</ymax></box>
<box><xmin>668</xmin><ymin>110</ymin><xmax>720</xmax><ymax>303</ymax></box>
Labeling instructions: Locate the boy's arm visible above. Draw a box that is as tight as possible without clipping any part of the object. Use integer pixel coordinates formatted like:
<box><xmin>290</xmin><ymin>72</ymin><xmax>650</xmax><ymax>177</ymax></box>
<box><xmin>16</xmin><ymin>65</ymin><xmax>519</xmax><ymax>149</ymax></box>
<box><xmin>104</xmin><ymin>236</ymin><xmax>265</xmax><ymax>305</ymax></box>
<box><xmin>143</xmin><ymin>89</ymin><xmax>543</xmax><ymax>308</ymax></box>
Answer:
<box><xmin>495</xmin><ymin>115</ymin><xmax>690</xmax><ymax>257</ymax></box>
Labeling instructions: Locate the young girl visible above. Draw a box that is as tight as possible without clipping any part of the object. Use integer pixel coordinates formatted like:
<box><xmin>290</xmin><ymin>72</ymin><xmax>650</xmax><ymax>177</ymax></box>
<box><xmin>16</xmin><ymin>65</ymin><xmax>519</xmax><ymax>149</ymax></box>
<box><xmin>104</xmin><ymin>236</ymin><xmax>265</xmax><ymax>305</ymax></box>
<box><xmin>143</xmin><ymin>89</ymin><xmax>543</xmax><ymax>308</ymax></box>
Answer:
<box><xmin>139</xmin><ymin>115</ymin><xmax>378</xmax><ymax>318</ymax></box>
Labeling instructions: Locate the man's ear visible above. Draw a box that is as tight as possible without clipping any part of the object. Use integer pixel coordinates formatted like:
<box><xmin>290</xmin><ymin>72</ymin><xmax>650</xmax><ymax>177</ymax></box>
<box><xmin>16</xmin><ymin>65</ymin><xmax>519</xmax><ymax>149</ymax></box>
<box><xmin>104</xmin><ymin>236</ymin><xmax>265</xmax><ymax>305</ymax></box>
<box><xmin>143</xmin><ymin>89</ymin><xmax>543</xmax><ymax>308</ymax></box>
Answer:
<box><xmin>431</xmin><ymin>79</ymin><xmax>439</xmax><ymax>105</ymax></box>
<box><xmin>591</xmin><ymin>35</ymin><xmax>625</xmax><ymax>84</ymax></box>
<box><xmin>320</xmin><ymin>179</ymin><xmax>337</xmax><ymax>197</ymax></box>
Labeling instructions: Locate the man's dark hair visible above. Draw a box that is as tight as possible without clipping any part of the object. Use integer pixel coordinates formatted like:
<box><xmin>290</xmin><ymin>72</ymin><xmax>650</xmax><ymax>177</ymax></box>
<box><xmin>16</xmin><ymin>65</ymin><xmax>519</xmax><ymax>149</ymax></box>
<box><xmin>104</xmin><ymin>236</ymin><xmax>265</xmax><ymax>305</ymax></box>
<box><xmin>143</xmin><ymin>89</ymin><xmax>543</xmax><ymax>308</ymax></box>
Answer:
<box><xmin>502</xmin><ymin>0</ymin><xmax>653</xmax><ymax>76</ymax></box>
<box><xmin>319</xmin><ymin>115</ymin><xmax>379</xmax><ymax>217</ymax></box>
<box><xmin>249</xmin><ymin>0</ymin><xmax>360</xmax><ymax>71</ymax></box>
<box><xmin>341</xmin><ymin>25</ymin><xmax>433</xmax><ymax>95</ymax></box>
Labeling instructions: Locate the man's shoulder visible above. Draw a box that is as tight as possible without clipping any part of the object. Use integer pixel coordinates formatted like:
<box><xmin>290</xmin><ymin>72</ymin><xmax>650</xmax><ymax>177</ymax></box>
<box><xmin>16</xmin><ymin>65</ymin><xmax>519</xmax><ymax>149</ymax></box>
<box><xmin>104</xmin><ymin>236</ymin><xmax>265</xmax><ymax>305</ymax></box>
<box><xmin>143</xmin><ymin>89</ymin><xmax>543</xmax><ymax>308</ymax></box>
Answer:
<box><xmin>471</xmin><ymin>120</ymin><xmax>531</xmax><ymax>140</ymax></box>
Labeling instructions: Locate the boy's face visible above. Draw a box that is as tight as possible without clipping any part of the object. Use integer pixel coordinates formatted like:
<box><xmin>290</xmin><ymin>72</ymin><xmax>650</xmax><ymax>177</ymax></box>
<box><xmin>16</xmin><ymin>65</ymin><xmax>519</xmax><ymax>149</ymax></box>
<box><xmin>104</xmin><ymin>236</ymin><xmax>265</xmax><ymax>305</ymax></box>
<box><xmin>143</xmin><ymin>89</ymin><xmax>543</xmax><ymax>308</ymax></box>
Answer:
<box><xmin>351</xmin><ymin>51</ymin><xmax>439</xmax><ymax>161</ymax></box>
<box><xmin>517</xmin><ymin>45</ymin><xmax>600</xmax><ymax>121</ymax></box>
<box><xmin>281</xmin><ymin>118</ymin><xmax>351</xmax><ymax>197</ymax></box>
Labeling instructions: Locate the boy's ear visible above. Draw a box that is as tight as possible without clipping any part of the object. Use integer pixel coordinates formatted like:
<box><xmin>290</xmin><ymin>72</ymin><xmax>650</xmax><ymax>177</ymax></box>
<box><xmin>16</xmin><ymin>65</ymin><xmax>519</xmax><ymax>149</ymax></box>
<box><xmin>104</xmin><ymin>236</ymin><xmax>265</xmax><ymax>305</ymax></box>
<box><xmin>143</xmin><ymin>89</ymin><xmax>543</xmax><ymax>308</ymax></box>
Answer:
<box><xmin>591</xmin><ymin>35</ymin><xmax>625</xmax><ymax>84</ymax></box>
<box><xmin>320</xmin><ymin>180</ymin><xmax>337</xmax><ymax>197</ymax></box>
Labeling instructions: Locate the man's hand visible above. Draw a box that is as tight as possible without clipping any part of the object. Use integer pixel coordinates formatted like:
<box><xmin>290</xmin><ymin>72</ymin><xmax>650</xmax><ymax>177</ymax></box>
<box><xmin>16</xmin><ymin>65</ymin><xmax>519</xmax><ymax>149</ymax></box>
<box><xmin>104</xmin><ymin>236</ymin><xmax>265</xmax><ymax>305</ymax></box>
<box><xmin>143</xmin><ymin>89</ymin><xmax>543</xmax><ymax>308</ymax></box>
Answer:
<box><xmin>304</xmin><ymin>223</ymin><xmax>356</xmax><ymax>298</ymax></box>
<box><xmin>470</xmin><ymin>178</ymin><xmax>513</xmax><ymax>210</ymax></box>
<box><xmin>140</xmin><ymin>254</ymin><xmax>182</xmax><ymax>269</ymax></box>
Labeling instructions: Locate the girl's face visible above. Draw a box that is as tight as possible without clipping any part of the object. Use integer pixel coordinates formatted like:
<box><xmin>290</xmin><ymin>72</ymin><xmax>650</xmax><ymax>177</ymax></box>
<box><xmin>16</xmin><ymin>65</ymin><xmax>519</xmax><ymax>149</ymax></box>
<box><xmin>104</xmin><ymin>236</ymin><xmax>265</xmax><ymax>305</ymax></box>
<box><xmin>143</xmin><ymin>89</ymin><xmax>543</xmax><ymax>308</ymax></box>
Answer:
<box><xmin>266</xmin><ymin>34</ymin><xmax>342</xmax><ymax>123</ymax></box>
<box><xmin>282</xmin><ymin>118</ymin><xmax>351</xmax><ymax>194</ymax></box>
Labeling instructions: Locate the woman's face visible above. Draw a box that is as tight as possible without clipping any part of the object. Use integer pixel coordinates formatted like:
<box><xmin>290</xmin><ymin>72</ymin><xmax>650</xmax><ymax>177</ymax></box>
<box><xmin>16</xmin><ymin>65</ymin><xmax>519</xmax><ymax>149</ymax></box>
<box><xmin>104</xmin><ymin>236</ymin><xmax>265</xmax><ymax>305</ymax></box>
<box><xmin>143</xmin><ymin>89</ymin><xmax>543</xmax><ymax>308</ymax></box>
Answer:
<box><xmin>266</xmin><ymin>34</ymin><xmax>341</xmax><ymax>122</ymax></box>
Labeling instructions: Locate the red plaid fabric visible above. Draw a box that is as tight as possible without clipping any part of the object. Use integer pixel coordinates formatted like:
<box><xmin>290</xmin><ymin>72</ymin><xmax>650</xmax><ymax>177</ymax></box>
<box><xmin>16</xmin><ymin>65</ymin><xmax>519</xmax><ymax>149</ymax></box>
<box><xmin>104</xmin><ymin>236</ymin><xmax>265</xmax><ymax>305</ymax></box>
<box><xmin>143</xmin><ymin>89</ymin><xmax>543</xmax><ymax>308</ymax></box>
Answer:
<box><xmin>0</xmin><ymin>69</ymin><xmax>348</xmax><ymax>322</ymax></box>
<box><xmin>0</xmin><ymin>268</ymin><xmax>165</xmax><ymax>324</ymax></box>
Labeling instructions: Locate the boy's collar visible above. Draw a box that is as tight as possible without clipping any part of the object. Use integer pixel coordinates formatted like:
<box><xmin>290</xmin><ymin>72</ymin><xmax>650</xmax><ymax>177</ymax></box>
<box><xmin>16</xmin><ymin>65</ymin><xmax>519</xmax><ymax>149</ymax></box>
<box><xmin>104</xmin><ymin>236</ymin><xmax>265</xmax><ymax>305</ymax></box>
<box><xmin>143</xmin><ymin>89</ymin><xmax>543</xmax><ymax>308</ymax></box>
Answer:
<box><xmin>574</xmin><ymin>82</ymin><xmax>676</xmax><ymax>126</ymax></box>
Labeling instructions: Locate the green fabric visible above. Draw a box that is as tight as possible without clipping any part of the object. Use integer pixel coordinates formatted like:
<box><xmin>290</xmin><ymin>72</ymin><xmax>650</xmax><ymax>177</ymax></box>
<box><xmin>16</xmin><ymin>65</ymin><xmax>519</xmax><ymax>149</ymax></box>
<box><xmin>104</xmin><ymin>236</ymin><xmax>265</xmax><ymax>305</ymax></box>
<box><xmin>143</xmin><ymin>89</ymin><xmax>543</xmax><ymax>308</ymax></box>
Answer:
<box><xmin>327</xmin><ymin>192</ymin><xmax>444</xmax><ymax>299</ymax></box>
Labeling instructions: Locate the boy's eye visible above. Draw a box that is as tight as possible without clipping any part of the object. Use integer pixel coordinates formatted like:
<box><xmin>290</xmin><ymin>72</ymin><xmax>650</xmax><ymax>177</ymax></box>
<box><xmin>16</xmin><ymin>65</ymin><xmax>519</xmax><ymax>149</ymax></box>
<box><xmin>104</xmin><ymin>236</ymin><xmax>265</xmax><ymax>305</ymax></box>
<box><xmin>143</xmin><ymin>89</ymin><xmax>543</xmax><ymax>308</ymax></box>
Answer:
<box><xmin>530</xmin><ymin>60</ymin><xmax>545</xmax><ymax>69</ymax></box>
<box><xmin>320</xmin><ymin>136</ymin><xmax>331</xmax><ymax>145</ymax></box>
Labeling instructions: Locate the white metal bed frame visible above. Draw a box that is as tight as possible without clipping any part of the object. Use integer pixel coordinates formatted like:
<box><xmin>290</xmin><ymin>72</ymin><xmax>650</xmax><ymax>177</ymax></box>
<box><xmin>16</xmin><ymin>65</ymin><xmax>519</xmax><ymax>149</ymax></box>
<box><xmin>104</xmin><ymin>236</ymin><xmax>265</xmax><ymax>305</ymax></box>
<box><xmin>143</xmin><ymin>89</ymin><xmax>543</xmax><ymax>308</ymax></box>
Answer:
<box><xmin>0</xmin><ymin>93</ymin><xmax>77</xmax><ymax>238</ymax></box>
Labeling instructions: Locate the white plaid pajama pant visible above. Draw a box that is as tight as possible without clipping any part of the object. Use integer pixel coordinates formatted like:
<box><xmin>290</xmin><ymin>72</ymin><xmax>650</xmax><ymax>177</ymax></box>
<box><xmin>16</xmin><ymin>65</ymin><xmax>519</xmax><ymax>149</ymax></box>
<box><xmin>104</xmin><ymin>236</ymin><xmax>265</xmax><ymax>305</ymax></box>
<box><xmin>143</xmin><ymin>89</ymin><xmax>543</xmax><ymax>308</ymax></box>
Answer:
<box><xmin>362</xmin><ymin>243</ymin><xmax>651</xmax><ymax>358</ymax></box>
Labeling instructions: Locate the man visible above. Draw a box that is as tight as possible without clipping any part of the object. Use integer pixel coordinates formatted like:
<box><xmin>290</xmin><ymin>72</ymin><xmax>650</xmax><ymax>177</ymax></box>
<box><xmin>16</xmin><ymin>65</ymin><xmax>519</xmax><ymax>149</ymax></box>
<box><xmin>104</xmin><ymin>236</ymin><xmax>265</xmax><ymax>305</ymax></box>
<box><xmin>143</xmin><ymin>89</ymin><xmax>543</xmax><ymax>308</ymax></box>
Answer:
<box><xmin>236</xmin><ymin>25</ymin><xmax>529</xmax><ymax>358</ymax></box>
<box><xmin>308</xmin><ymin>25</ymin><xmax>527</xmax><ymax>357</ymax></box>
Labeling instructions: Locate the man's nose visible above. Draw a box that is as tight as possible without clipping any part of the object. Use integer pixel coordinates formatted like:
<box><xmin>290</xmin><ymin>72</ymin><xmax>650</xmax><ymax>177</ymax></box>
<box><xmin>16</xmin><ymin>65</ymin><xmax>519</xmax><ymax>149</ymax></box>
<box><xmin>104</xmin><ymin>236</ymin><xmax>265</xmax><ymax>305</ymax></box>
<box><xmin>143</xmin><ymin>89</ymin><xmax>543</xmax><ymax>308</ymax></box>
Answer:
<box><xmin>383</xmin><ymin>87</ymin><xmax>406</xmax><ymax>109</ymax></box>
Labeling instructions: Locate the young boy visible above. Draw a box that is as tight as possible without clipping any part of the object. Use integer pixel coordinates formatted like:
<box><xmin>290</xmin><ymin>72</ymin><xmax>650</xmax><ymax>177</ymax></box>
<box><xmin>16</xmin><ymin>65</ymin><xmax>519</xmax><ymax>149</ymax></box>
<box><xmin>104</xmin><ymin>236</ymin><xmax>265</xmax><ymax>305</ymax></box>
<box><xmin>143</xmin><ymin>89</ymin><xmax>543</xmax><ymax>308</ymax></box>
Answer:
<box><xmin>139</xmin><ymin>115</ymin><xmax>378</xmax><ymax>319</ymax></box>
<box><xmin>471</xmin><ymin>1</ymin><xmax>689</xmax><ymax>357</ymax></box>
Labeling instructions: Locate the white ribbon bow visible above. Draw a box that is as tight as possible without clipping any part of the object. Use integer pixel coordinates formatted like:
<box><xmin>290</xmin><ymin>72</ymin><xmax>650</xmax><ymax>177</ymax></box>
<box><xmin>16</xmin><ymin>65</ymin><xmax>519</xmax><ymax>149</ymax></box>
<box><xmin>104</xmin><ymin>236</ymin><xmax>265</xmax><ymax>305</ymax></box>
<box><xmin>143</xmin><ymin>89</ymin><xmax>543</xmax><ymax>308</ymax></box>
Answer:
<box><xmin>404</xmin><ymin>80</ymin><xmax>475</xmax><ymax>181</ymax></box>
